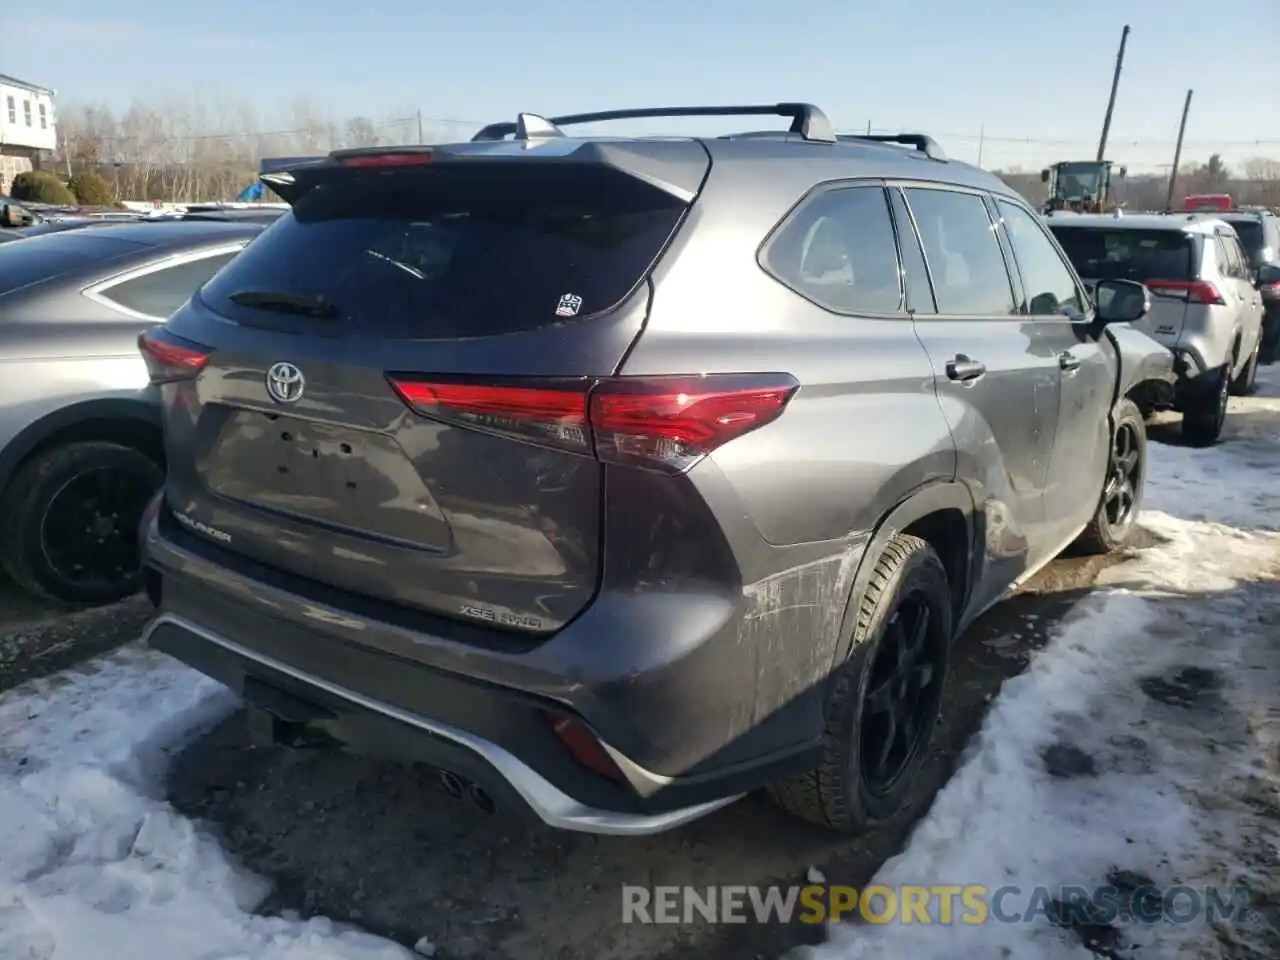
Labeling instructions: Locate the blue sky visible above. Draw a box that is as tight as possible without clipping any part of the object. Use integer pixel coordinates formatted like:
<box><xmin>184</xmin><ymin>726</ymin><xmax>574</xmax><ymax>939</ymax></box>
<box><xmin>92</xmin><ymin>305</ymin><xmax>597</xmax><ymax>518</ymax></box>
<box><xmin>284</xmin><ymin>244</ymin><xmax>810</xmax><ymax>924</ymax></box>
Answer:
<box><xmin>6</xmin><ymin>0</ymin><xmax>1278</xmax><ymax>172</ymax></box>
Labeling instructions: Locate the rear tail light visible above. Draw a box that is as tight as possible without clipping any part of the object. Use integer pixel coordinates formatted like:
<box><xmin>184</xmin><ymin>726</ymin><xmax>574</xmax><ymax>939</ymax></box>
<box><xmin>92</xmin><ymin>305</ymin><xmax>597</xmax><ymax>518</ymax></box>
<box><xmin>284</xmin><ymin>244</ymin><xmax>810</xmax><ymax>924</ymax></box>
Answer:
<box><xmin>386</xmin><ymin>373</ymin><xmax>798</xmax><ymax>473</ymax></box>
<box><xmin>1145</xmin><ymin>279</ymin><xmax>1226</xmax><ymax>306</ymax></box>
<box><xmin>1261</xmin><ymin>282</ymin><xmax>1280</xmax><ymax>300</ymax></box>
<box><xmin>589</xmin><ymin>376</ymin><xmax>797</xmax><ymax>471</ymax></box>
<box><xmin>544</xmin><ymin>713</ymin><xmax>625</xmax><ymax>782</ymax></box>
<box><xmin>138</xmin><ymin>328</ymin><xmax>211</xmax><ymax>383</ymax></box>
<box><xmin>336</xmin><ymin>152</ymin><xmax>433</xmax><ymax>168</ymax></box>
<box><xmin>388</xmin><ymin>379</ymin><xmax>590</xmax><ymax>452</ymax></box>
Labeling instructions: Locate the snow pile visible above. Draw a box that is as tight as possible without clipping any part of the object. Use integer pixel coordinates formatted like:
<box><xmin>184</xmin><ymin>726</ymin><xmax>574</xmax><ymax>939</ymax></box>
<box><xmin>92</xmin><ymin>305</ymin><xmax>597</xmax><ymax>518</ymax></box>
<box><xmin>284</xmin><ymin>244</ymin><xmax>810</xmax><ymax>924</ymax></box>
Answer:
<box><xmin>0</xmin><ymin>648</ymin><xmax>414</xmax><ymax>960</ymax></box>
<box><xmin>1140</xmin><ymin>384</ymin><xmax>1280</xmax><ymax>530</ymax></box>
<box><xmin>803</xmin><ymin>367</ymin><xmax>1280</xmax><ymax>959</ymax></box>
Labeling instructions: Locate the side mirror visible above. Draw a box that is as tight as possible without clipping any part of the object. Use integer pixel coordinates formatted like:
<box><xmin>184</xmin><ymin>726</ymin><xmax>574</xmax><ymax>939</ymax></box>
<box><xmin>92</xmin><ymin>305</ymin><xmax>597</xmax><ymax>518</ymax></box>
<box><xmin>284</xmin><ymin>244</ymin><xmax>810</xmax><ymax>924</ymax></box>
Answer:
<box><xmin>1040</xmin><ymin>169</ymin><xmax>1051</xmax><ymax>183</ymax></box>
<box><xmin>1</xmin><ymin>203</ymin><xmax>32</xmax><ymax>228</ymax></box>
<box><xmin>1094</xmin><ymin>278</ymin><xmax>1151</xmax><ymax>324</ymax></box>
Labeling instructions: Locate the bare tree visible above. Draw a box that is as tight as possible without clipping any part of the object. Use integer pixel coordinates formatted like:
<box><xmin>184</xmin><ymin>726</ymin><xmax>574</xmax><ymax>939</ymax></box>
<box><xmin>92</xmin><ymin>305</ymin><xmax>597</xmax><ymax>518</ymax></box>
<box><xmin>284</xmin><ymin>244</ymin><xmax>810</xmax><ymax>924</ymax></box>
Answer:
<box><xmin>1243</xmin><ymin>157</ymin><xmax>1280</xmax><ymax>181</ymax></box>
<box><xmin>343</xmin><ymin>116</ymin><xmax>380</xmax><ymax>148</ymax></box>
<box><xmin>56</xmin><ymin>97</ymin><xmax>1274</xmax><ymax>207</ymax></box>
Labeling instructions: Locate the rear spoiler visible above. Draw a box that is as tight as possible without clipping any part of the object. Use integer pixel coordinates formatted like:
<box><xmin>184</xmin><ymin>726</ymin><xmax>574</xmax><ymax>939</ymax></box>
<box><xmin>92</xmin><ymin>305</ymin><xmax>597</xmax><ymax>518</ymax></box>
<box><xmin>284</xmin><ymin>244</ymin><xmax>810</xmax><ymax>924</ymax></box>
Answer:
<box><xmin>260</xmin><ymin>139</ymin><xmax>712</xmax><ymax>206</ymax></box>
<box><xmin>260</xmin><ymin>103</ymin><xmax>872</xmax><ymax>206</ymax></box>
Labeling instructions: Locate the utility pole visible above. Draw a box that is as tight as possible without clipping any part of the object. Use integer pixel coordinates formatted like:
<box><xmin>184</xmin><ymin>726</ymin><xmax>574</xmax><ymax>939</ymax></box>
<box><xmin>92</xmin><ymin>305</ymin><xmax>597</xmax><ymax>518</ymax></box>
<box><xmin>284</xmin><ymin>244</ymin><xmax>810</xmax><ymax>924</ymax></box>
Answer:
<box><xmin>1097</xmin><ymin>24</ymin><xmax>1130</xmax><ymax>161</ymax></box>
<box><xmin>977</xmin><ymin>126</ymin><xmax>985</xmax><ymax>167</ymax></box>
<box><xmin>416</xmin><ymin>110</ymin><xmax>424</xmax><ymax>144</ymax></box>
<box><xmin>1165</xmin><ymin>89</ymin><xmax>1194</xmax><ymax>212</ymax></box>
<box><xmin>865</xmin><ymin>119</ymin><xmax>872</xmax><ymax>135</ymax></box>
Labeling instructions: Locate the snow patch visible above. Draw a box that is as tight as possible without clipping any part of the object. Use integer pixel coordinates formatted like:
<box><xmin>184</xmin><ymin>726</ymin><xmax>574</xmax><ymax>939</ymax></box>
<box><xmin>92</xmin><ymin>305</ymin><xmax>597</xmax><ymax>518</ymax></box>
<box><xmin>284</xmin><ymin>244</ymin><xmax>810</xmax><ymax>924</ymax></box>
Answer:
<box><xmin>0</xmin><ymin>647</ymin><xmax>414</xmax><ymax>959</ymax></box>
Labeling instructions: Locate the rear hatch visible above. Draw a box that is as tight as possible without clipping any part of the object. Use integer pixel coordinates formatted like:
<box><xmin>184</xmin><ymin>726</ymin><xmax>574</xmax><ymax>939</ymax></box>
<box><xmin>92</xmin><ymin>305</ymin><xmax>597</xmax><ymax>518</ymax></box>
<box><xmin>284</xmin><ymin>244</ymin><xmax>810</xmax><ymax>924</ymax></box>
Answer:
<box><xmin>147</xmin><ymin>142</ymin><xmax>708</xmax><ymax>634</ymax></box>
<box><xmin>1051</xmin><ymin>224</ymin><xmax>1199</xmax><ymax>345</ymax></box>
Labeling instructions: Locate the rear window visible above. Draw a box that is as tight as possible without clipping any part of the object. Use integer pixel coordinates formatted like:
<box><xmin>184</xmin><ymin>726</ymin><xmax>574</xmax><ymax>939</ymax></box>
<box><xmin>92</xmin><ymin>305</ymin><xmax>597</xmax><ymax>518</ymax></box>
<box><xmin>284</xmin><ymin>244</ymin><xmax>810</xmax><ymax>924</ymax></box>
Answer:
<box><xmin>199</xmin><ymin>165</ymin><xmax>688</xmax><ymax>339</ymax></box>
<box><xmin>0</xmin><ymin>232</ymin><xmax>145</xmax><ymax>296</ymax></box>
<box><xmin>1049</xmin><ymin>227</ymin><xmax>1193</xmax><ymax>282</ymax></box>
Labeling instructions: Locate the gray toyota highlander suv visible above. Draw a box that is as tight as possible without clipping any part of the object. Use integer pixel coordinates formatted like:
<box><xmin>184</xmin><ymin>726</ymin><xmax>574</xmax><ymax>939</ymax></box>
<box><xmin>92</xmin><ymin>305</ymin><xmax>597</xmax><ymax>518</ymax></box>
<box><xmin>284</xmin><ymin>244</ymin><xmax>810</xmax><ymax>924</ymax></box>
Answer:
<box><xmin>138</xmin><ymin>103</ymin><xmax>1172</xmax><ymax>836</ymax></box>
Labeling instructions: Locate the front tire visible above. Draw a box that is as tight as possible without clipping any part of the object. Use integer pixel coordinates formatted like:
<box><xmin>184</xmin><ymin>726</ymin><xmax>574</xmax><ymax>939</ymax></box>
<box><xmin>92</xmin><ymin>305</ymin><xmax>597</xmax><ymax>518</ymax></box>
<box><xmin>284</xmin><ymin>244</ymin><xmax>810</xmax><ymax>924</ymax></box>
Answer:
<box><xmin>1230</xmin><ymin>339</ymin><xmax>1259</xmax><ymax>397</ymax></box>
<box><xmin>1073</xmin><ymin>398</ymin><xmax>1147</xmax><ymax>555</ymax></box>
<box><xmin>769</xmin><ymin>534</ymin><xmax>951</xmax><ymax>833</ymax></box>
<box><xmin>0</xmin><ymin>441</ymin><xmax>163</xmax><ymax>604</ymax></box>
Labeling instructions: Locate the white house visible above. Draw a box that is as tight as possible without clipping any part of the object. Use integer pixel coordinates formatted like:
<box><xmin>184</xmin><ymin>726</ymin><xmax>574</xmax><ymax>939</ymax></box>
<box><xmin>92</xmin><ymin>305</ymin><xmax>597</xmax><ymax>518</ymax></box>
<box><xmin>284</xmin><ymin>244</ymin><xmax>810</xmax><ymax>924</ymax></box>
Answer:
<box><xmin>0</xmin><ymin>73</ymin><xmax>57</xmax><ymax>193</ymax></box>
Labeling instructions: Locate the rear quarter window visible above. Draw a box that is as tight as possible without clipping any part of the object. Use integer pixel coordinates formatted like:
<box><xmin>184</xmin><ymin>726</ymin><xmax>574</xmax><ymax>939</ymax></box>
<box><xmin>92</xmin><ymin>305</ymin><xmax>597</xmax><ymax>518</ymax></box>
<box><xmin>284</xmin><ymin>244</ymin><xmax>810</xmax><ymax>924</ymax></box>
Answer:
<box><xmin>760</xmin><ymin>184</ymin><xmax>905</xmax><ymax>315</ymax></box>
<box><xmin>199</xmin><ymin>165</ymin><xmax>688</xmax><ymax>339</ymax></box>
<box><xmin>95</xmin><ymin>250</ymin><xmax>241</xmax><ymax>319</ymax></box>
<box><xmin>1049</xmin><ymin>228</ymin><xmax>1194</xmax><ymax>282</ymax></box>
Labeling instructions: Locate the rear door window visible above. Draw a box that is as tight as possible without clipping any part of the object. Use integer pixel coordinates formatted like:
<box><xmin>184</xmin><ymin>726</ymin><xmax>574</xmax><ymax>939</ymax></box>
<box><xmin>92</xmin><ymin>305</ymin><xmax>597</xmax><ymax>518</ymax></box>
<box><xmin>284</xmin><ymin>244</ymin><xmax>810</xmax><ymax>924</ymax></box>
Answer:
<box><xmin>95</xmin><ymin>250</ymin><xmax>241</xmax><ymax>318</ymax></box>
<box><xmin>903</xmin><ymin>187</ymin><xmax>1016</xmax><ymax>316</ymax></box>
<box><xmin>199</xmin><ymin>165</ymin><xmax>688</xmax><ymax>339</ymax></box>
<box><xmin>1049</xmin><ymin>227</ymin><xmax>1193</xmax><ymax>283</ymax></box>
<box><xmin>761</xmin><ymin>184</ymin><xmax>904</xmax><ymax>315</ymax></box>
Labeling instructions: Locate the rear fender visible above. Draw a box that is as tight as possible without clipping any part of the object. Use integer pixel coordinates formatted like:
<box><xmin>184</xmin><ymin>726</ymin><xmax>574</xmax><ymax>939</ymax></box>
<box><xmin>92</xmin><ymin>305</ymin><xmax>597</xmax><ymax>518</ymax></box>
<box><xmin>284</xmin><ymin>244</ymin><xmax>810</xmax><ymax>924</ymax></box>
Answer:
<box><xmin>0</xmin><ymin>397</ymin><xmax>161</xmax><ymax>497</ymax></box>
<box><xmin>831</xmin><ymin>481</ymin><xmax>976</xmax><ymax>669</ymax></box>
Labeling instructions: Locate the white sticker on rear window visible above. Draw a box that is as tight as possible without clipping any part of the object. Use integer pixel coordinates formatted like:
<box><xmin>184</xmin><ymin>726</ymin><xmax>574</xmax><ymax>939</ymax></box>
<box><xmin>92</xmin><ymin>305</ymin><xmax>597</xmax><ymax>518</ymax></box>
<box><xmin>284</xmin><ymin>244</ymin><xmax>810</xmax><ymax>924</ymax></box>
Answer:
<box><xmin>555</xmin><ymin>293</ymin><xmax>583</xmax><ymax>318</ymax></box>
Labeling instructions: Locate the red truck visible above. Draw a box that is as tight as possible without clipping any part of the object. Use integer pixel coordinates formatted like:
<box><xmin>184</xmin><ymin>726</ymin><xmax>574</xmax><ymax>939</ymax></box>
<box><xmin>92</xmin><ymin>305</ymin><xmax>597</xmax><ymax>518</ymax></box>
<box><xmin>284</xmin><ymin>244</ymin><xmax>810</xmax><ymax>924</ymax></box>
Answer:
<box><xmin>1181</xmin><ymin>193</ymin><xmax>1233</xmax><ymax>211</ymax></box>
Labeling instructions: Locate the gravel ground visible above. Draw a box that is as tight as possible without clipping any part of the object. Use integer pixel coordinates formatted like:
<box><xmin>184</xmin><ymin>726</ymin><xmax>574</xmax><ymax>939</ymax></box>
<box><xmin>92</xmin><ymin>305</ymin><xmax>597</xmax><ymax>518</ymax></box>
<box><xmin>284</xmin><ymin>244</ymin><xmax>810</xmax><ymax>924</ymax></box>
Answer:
<box><xmin>0</xmin><ymin>578</ymin><xmax>151</xmax><ymax>690</ymax></box>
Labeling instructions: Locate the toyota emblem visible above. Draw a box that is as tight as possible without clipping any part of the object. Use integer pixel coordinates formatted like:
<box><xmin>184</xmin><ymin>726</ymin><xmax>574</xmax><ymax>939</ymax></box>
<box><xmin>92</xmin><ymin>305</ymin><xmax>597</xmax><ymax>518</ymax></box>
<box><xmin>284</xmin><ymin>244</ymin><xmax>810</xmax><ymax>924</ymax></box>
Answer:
<box><xmin>266</xmin><ymin>362</ymin><xmax>305</xmax><ymax>404</ymax></box>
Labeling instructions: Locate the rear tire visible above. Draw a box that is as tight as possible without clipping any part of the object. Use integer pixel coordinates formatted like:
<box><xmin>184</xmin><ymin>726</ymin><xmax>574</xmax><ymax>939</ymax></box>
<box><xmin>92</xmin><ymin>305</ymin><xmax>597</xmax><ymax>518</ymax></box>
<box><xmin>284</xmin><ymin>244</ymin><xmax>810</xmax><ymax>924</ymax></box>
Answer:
<box><xmin>768</xmin><ymin>534</ymin><xmax>951</xmax><ymax>833</ymax></box>
<box><xmin>1073</xmin><ymin>399</ymin><xmax>1147</xmax><ymax>555</ymax></box>
<box><xmin>0</xmin><ymin>441</ymin><xmax>163</xmax><ymax>604</ymax></box>
<box><xmin>1181</xmin><ymin>366</ymin><xmax>1230</xmax><ymax>446</ymax></box>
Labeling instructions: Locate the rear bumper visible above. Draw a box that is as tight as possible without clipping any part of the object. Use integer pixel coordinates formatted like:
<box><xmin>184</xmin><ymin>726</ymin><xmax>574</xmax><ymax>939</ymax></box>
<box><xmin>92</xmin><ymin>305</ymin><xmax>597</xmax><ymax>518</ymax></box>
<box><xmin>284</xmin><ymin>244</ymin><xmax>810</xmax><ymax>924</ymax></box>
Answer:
<box><xmin>141</xmin><ymin>506</ymin><xmax>826</xmax><ymax>835</ymax></box>
<box><xmin>142</xmin><ymin>611</ymin><xmax>737</xmax><ymax>835</ymax></box>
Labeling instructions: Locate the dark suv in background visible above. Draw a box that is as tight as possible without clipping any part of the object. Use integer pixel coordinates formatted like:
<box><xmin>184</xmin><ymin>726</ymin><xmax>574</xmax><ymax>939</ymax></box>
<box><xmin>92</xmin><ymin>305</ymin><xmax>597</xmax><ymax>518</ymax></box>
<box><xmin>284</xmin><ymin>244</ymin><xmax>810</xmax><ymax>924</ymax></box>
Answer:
<box><xmin>1220</xmin><ymin>208</ymin><xmax>1280</xmax><ymax>362</ymax></box>
<box><xmin>139</xmin><ymin>103</ymin><xmax>1169</xmax><ymax>836</ymax></box>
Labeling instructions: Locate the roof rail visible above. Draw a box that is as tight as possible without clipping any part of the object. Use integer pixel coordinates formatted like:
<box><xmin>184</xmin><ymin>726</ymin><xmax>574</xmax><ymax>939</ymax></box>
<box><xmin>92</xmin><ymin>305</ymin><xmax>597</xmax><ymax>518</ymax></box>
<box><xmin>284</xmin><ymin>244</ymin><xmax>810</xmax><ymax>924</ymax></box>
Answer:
<box><xmin>837</xmin><ymin>133</ymin><xmax>947</xmax><ymax>161</ymax></box>
<box><xmin>471</xmin><ymin>103</ymin><xmax>837</xmax><ymax>144</ymax></box>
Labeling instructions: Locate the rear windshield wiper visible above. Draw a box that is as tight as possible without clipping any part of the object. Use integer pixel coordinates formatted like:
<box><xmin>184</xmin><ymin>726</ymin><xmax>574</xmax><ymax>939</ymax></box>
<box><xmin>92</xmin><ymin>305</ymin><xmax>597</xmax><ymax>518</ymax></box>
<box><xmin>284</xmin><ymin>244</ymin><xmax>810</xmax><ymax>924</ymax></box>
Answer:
<box><xmin>226</xmin><ymin>290</ymin><xmax>339</xmax><ymax>319</ymax></box>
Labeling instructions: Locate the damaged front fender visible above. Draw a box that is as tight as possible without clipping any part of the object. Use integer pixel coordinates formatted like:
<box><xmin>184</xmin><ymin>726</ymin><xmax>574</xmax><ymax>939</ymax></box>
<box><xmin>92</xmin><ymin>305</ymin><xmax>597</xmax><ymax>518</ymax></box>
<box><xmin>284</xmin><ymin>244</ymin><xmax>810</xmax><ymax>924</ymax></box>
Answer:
<box><xmin>1104</xmin><ymin>322</ymin><xmax>1176</xmax><ymax>404</ymax></box>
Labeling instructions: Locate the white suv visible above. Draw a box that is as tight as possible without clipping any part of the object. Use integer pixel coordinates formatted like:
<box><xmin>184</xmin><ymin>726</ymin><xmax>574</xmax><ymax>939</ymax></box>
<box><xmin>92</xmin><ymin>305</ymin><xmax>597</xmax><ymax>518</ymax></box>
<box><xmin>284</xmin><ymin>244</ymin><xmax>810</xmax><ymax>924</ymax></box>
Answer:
<box><xmin>1048</xmin><ymin>212</ymin><xmax>1265</xmax><ymax>444</ymax></box>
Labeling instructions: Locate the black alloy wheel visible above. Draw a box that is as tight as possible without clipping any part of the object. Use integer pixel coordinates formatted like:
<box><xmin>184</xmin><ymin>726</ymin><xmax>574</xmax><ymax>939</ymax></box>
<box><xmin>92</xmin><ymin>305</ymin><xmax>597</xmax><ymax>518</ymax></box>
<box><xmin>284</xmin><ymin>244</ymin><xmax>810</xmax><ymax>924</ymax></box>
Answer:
<box><xmin>859</xmin><ymin>591</ymin><xmax>945</xmax><ymax>797</ymax></box>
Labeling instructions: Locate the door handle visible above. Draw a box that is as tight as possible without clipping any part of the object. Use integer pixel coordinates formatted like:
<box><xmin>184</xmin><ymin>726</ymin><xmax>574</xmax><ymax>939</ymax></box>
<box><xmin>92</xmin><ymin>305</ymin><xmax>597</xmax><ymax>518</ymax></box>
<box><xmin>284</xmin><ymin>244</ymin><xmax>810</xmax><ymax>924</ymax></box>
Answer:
<box><xmin>1058</xmin><ymin>351</ymin><xmax>1082</xmax><ymax>371</ymax></box>
<box><xmin>945</xmin><ymin>355</ymin><xmax>987</xmax><ymax>382</ymax></box>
